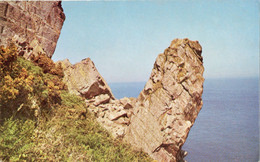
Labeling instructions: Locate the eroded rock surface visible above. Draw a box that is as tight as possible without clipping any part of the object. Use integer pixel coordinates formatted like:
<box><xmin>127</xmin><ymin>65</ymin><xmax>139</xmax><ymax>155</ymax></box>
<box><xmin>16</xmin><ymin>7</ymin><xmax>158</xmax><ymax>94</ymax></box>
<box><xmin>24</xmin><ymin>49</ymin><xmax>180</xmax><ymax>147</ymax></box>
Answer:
<box><xmin>124</xmin><ymin>38</ymin><xmax>204</xmax><ymax>161</ymax></box>
<box><xmin>0</xmin><ymin>1</ymin><xmax>65</xmax><ymax>57</ymax></box>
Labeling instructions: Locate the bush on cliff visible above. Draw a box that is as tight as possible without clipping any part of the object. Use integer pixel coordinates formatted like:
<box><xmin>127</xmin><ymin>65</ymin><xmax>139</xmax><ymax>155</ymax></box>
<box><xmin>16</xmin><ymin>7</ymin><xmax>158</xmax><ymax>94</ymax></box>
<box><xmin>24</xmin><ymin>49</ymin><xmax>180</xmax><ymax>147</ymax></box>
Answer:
<box><xmin>30</xmin><ymin>52</ymin><xmax>64</xmax><ymax>78</ymax></box>
<box><xmin>0</xmin><ymin>44</ymin><xmax>151</xmax><ymax>161</ymax></box>
<box><xmin>0</xmin><ymin>44</ymin><xmax>67</xmax><ymax>120</ymax></box>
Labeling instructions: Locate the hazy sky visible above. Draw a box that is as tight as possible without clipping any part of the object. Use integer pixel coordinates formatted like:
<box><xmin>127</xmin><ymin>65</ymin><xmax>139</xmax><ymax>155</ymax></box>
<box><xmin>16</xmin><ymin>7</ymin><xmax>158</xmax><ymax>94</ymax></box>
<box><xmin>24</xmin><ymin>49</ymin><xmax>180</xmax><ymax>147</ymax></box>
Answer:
<box><xmin>52</xmin><ymin>0</ymin><xmax>259</xmax><ymax>83</ymax></box>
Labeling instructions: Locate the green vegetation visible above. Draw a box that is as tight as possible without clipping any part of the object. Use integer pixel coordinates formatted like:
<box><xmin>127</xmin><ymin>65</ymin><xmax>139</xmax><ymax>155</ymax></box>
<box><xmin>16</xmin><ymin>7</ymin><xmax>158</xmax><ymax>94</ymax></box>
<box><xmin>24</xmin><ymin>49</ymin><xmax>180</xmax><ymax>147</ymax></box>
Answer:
<box><xmin>0</xmin><ymin>44</ymin><xmax>151</xmax><ymax>161</ymax></box>
<box><xmin>0</xmin><ymin>44</ymin><xmax>66</xmax><ymax>120</ymax></box>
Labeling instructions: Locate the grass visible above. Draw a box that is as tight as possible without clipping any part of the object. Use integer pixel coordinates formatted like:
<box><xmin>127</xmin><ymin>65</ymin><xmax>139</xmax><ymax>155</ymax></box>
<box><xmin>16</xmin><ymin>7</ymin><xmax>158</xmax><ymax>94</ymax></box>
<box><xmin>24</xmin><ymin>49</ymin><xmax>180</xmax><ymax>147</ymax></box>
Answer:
<box><xmin>0</xmin><ymin>91</ymin><xmax>152</xmax><ymax>161</ymax></box>
<box><xmin>0</xmin><ymin>56</ymin><xmax>152</xmax><ymax>161</ymax></box>
<box><xmin>0</xmin><ymin>117</ymin><xmax>35</xmax><ymax>161</ymax></box>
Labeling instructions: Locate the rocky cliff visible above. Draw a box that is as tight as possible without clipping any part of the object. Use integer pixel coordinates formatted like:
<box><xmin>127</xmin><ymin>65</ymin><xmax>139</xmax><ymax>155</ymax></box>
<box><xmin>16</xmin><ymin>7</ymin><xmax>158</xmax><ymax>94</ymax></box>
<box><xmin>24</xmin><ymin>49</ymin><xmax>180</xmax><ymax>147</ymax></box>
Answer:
<box><xmin>125</xmin><ymin>38</ymin><xmax>204</xmax><ymax>161</ymax></box>
<box><xmin>61</xmin><ymin>38</ymin><xmax>204</xmax><ymax>162</ymax></box>
<box><xmin>0</xmin><ymin>1</ymin><xmax>65</xmax><ymax>58</ymax></box>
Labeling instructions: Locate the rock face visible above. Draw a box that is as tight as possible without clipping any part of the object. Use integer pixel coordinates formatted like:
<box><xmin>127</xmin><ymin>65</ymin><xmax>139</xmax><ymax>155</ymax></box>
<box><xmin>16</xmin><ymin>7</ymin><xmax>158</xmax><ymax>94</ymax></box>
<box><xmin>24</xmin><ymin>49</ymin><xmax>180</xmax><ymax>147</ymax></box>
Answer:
<box><xmin>0</xmin><ymin>1</ymin><xmax>65</xmax><ymax>58</ymax></box>
<box><xmin>124</xmin><ymin>38</ymin><xmax>204</xmax><ymax>161</ymax></box>
<box><xmin>59</xmin><ymin>58</ymin><xmax>115</xmax><ymax>100</ymax></box>
<box><xmin>60</xmin><ymin>38</ymin><xmax>204</xmax><ymax>162</ymax></box>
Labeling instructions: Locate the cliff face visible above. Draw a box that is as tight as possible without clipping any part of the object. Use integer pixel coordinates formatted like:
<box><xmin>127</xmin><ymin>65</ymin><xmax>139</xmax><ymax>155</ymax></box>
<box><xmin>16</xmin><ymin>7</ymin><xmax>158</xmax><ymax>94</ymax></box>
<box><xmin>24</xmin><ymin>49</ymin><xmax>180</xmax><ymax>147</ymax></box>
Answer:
<box><xmin>0</xmin><ymin>1</ymin><xmax>65</xmax><ymax>58</ymax></box>
<box><xmin>61</xmin><ymin>38</ymin><xmax>204</xmax><ymax>162</ymax></box>
<box><xmin>124</xmin><ymin>38</ymin><xmax>204</xmax><ymax>161</ymax></box>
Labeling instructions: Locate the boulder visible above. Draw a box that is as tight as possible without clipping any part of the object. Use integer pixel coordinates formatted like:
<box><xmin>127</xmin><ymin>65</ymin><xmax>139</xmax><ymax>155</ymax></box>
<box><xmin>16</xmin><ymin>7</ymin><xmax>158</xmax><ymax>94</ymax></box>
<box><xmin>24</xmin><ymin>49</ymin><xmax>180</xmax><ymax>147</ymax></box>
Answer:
<box><xmin>93</xmin><ymin>94</ymin><xmax>111</xmax><ymax>106</ymax></box>
<box><xmin>119</xmin><ymin>97</ymin><xmax>134</xmax><ymax>109</ymax></box>
<box><xmin>108</xmin><ymin>110</ymin><xmax>127</xmax><ymax>121</ymax></box>
<box><xmin>58</xmin><ymin>58</ymin><xmax>115</xmax><ymax>100</ymax></box>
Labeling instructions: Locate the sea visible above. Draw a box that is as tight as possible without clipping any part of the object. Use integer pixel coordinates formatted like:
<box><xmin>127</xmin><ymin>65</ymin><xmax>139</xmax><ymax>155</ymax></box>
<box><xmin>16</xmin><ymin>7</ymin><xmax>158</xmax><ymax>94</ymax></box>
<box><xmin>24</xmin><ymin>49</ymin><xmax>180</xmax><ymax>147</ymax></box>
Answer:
<box><xmin>109</xmin><ymin>78</ymin><xmax>259</xmax><ymax>162</ymax></box>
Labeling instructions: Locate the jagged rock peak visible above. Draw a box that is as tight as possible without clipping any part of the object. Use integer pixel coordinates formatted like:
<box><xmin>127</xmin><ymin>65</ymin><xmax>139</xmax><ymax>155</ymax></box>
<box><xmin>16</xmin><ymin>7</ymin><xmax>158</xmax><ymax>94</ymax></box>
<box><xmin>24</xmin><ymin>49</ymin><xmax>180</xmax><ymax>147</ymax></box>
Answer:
<box><xmin>125</xmin><ymin>38</ymin><xmax>204</xmax><ymax>162</ymax></box>
<box><xmin>0</xmin><ymin>1</ymin><xmax>65</xmax><ymax>58</ymax></box>
<box><xmin>58</xmin><ymin>58</ymin><xmax>115</xmax><ymax>100</ymax></box>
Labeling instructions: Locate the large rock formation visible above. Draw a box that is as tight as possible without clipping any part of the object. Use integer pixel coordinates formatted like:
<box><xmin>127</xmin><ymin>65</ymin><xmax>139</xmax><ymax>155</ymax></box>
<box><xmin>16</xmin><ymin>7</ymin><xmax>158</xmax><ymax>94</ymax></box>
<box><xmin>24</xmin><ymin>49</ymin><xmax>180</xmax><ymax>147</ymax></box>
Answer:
<box><xmin>0</xmin><ymin>1</ymin><xmax>65</xmax><ymax>58</ymax></box>
<box><xmin>61</xmin><ymin>38</ymin><xmax>204</xmax><ymax>162</ymax></box>
<box><xmin>124</xmin><ymin>38</ymin><xmax>204</xmax><ymax>161</ymax></box>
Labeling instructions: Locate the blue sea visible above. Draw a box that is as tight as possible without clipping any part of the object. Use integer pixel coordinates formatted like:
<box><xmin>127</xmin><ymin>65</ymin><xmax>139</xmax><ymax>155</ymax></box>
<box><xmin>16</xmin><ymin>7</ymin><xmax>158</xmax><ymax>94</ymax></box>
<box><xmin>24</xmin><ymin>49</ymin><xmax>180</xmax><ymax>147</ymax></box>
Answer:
<box><xmin>109</xmin><ymin>78</ymin><xmax>259</xmax><ymax>162</ymax></box>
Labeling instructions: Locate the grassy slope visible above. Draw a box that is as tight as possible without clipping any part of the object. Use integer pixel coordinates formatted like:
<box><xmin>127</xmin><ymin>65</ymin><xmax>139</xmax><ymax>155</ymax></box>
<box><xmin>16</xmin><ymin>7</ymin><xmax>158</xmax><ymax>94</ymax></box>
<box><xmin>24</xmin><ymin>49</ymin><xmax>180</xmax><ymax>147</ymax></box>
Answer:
<box><xmin>0</xmin><ymin>56</ymin><xmax>151</xmax><ymax>161</ymax></box>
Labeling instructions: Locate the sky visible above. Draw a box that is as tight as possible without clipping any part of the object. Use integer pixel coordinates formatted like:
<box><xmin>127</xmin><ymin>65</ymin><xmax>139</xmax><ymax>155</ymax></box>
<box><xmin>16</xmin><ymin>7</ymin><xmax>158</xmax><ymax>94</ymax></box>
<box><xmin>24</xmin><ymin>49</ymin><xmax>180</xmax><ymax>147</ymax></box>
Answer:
<box><xmin>52</xmin><ymin>0</ymin><xmax>259</xmax><ymax>83</ymax></box>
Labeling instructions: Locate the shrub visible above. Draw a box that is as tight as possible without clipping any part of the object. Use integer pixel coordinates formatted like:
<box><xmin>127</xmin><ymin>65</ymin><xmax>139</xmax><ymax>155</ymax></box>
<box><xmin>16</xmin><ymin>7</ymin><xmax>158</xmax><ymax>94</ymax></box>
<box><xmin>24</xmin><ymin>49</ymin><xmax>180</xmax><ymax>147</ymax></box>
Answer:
<box><xmin>0</xmin><ymin>45</ymin><xmax>36</xmax><ymax>120</ymax></box>
<box><xmin>30</xmin><ymin>53</ymin><xmax>64</xmax><ymax>78</ymax></box>
<box><xmin>0</xmin><ymin>44</ymin><xmax>65</xmax><ymax>121</ymax></box>
<box><xmin>0</xmin><ymin>43</ymin><xmax>17</xmax><ymax>77</ymax></box>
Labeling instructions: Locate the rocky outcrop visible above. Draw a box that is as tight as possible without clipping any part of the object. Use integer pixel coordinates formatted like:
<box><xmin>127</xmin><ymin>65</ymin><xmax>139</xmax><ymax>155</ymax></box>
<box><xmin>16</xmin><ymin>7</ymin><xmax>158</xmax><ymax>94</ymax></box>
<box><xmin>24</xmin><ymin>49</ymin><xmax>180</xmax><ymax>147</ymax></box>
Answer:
<box><xmin>58</xmin><ymin>58</ymin><xmax>115</xmax><ymax>100</ymax></box>
<box><xmin>60</xmin><ymin>38</ymin><xmax>204</xmax><ymax>162</ymax></box>
<box><xmin>0</xmin><ymin>1</ymin><xmax>65</xmax><ymax>58</ymax></box>
<box><xmin>58</xmin><ymin>58</ymin><xmax>136</xmax><ymax>138</ymax></box>
<box><xmin>124</xmin><ymin>38</ymin><xmax>204</xmax><ymax>161</ymax></box>
<box><xmin>59</xmin><ymin>58</ymin><xmax>133</xmax><ymax>137</ymax></box>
